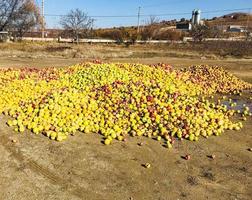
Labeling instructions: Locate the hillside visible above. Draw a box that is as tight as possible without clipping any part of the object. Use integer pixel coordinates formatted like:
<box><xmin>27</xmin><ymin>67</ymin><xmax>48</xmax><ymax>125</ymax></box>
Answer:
<box><xmin>95</xmin><ymin>12</ymin><xmax>251</xmax><ymax>31</ymax></box>
<box><xmin>92</xmin><ymin>12</ymin><xmax>252</xmax><ymax>40</ymax></box>
<box><xmin>207</xmin><ymin>12</ymin><xmax>252</xmax><ymax>27</ymax></box>
<box><xmin>23</xmin><ymin>12</ymin><xmax>252</xmax><ymax>40</ymax></box>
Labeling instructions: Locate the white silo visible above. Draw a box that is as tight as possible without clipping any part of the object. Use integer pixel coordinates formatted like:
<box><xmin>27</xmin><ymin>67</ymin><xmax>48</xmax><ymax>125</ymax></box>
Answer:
<box><xmin>192</xmin><ymin>9</ymin><xmax>196</xmax><ymax>25</ymax></box>
<box><xmin>194</xmin><ymin>9</ymin><xmax>201</xmax><ymax>25</ymax></box>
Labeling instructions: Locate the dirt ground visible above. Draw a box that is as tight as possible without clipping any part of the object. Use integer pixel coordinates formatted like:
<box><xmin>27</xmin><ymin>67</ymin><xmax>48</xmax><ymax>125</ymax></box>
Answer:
<box><xmin>0</xmin><ymin>54</ymin><xmax>252</xmax><ymax>200</ymax></box>
<box><xmin>0</xmin><ymin>56</ymin><xmax>252</xmax><ymax>82</ymax></box>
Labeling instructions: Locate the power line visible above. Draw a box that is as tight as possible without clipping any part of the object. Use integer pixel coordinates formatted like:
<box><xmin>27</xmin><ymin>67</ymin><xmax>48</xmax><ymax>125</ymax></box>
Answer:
<box><xmin>202</xmin><ymin>7</ymin><xmax>252</xmax><ymax>14</ymax></box>
<box><xmin>44</xmin><ymin>7</ymin><xmax>252</xmax><ymax>18</ymax></box>
<box><xmin>246</xmin><ymin>8</ymin><xmax>251</xmax><ymax>30</ymax></box>
<box><xmin>142</xmin><ymin>0</ymin><xmax>187</xmax><ymax>8</ymax></box>
<box><xmin>45</xmin><ymin>14</ymin><xmax>137</xmax><ymax>18</ymax></box>
<box><xmin>44</xmin><ymin>11</ymin><xmax>192</xmax><ymax>17</ymax></box>
<box><xmin>137</xmin><ymin>7</ymin><xmax>141</xmax><ymax>33</ymax></box>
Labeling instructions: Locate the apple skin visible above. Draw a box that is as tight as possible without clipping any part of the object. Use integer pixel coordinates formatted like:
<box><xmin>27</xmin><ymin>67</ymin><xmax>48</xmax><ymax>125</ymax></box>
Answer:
<box><xmin>0</xmin><ymin>63</ymin><xmax>250</xmax><ymax>145</ymax></box>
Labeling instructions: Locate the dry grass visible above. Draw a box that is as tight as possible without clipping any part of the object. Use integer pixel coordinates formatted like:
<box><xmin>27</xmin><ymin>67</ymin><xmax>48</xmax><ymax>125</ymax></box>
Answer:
<box><xmin>0</xmin><ymin>41</ymin><xmax>226</xmax><ymax>59</ymax></box>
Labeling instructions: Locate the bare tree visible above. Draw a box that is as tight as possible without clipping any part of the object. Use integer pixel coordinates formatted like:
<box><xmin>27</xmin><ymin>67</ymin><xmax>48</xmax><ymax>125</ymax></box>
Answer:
<box><xmin>0</xmin><ymin>0</ymin><xmax>20</xmax><ymax>31</ymax></box>
<box><xmin>60</xmin><ymin>9</ymin><xmax>94</xmax><ymax>43</ymax></box>
<box><xmin>140</xmin><ymin>16</ymin><xmax>159</xmax><ymax>40</ymax></box>
<box><xmin>0</xmin><ymin>0</ymin><xmax>40</xmax><ymax>38</ymax></box>
<box><xmin>191</xmin><ymin>25</ymin><xmax>210</xmax><ymax>42</ymax></box>
<box><xmin>12</xmin><ymin>1</ymin><xmax>41</xmax><ymax>39</ymax></box>
<box><xmin>192</xmin><ymin>25</ymin><xmax>224</xmax><ymax>42</ymax></box>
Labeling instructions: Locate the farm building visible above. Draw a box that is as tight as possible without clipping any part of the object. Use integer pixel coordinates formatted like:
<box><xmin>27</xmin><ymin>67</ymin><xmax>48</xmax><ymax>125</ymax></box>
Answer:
<box><xmin>176</xmin><ymin>23</ymin><xmax>192</xmax><ymax>31</ymax></box>
<box><xmin>227</xmin><ymin>25</ymin><xmax>247</xmax><ymax>33</ymax></box>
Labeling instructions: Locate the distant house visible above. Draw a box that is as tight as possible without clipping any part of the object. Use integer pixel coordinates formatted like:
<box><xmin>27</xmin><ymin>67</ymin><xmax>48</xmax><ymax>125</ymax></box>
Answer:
<box><xmin>0</xmin><ymin>31</ymin><xmax>9</xmax><ymax>42</ymax></box>
<box><xmin>227</xmin><ymin>25</ymin><xmax>246</xmax><ymax>33</ymax></box>
<box><xmin>176</xmin><ymin>23</ymin><xmax>192</xmax><ymax>31</ymax></box>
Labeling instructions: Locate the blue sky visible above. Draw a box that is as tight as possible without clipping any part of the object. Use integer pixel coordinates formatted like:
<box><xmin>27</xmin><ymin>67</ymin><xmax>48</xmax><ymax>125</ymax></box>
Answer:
<box><xmin>37</xmin><ymin>0</ymin><xmax>252</xmax><ymax>28</ymax></box>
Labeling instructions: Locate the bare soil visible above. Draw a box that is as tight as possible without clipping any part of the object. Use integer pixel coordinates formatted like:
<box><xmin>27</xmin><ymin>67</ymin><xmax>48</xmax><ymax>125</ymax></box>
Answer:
<box><xmin>0</xmin><ymin>56</ymin><xmax>252</xmax><ymax>82</ymax></box>
<box><xmin>0</xmin><ymin>48</ymin><xmax>252</xmax><ymax>200</ymax></box>
<box><xmin>0</xmin><ymin>107</ymin><xmax>252</xmax><ymax>200</ymax></box>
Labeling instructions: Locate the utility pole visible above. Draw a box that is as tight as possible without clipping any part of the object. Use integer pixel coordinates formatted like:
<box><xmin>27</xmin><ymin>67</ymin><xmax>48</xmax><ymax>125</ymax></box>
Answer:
<box><xmin>41</xmin><ymin>0</ymin><xmax>45</xmax><ymax>38</ymax></box>
<box><xmin>246</xmin><ymin>8</ymin><xmax>251</xmax><ymax>41</ymax></box>
<box><xmin>137</xmin><ymin>6</ymin><xmax>141</xmax><ymax>33</ymax></box>
<box><xmin>246</xmin><ymin>8</ymin><xmax>251</xmax><ymax>31</ymax></box>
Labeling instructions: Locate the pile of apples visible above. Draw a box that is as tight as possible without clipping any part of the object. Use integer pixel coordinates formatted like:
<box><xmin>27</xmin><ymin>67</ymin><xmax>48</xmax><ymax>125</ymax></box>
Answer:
<box><xmin>181</xmin><ymin>65</ymin><xmax>251</xmax><ymax>94</ymax></box>
<box><xmin>0</xmin><ymin>62</ymin><xmax>251</xmax><ymax>147</ymax></box>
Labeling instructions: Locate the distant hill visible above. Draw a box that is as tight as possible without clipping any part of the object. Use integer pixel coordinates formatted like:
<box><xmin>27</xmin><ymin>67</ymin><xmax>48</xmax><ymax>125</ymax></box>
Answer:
<box><xmin>222</xmin><ymin>12</ymin><xmax>251</xmax><ymax>19</ymax></box>
<box><xmin>206</xmin><ymin>12</ymin><xmax>252</xmax><ymax>27</ymax></box>
<box><xmin>91</xmin><ymin>12</ymin><xmax>252</xmax><ymax>40</ymax></box>
<box><xmin>23</xmin><ymin>12</ymin><xmax>252</xmax><ymax>39</ymax></box>
<box><xmin>95</xmin><ymin>12</ymin><xmax>251</xmax><ymax>31</ymax></box>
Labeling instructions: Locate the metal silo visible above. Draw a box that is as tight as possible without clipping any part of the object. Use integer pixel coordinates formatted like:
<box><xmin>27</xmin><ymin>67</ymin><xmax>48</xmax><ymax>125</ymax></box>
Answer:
<box><xmin>194</xmin><ymin>9</ymin><xmax>201</xmax><ymax>25</ymax></box>
<box><xmin>192</xmin><ymin>10</ymin><xmax>196</xmax><ymax>25</ymax></box>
